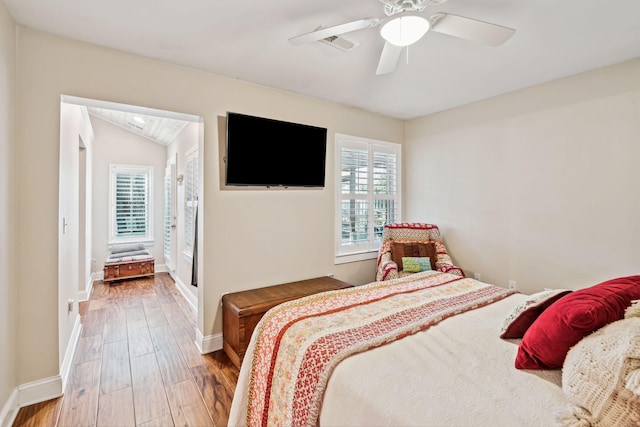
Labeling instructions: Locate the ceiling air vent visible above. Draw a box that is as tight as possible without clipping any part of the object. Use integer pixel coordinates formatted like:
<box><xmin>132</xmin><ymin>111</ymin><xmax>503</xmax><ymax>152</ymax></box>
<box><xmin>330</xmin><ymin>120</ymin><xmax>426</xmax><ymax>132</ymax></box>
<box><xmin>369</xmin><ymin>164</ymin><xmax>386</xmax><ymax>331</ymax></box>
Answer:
<box><xmin>319</xmin><ymin>35</ymin><xmax>359</xmax><ymax>52</ymax></box>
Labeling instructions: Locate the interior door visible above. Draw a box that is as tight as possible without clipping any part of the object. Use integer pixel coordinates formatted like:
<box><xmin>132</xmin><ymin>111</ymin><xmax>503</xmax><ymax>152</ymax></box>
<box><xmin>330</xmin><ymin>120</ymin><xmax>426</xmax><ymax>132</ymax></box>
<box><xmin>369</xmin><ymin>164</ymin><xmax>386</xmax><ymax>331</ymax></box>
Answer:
<box><xmin>164</xmin><ymin>156</ymin><xmax>177</xmax><ymax>277</ymax></box>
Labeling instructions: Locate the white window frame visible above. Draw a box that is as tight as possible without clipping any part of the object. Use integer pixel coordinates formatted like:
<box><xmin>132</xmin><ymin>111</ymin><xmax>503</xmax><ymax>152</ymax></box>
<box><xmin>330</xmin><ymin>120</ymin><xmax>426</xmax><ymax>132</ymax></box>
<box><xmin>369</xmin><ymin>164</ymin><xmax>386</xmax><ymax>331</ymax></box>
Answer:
<box><xmin>109</xmin><ymin>164</ymin><xmax>154</xmax><ymax>245</ymax></box>
<box><xmin>335</xmin><ymin>134</ymin><xmax>401</xmax><ymax>264</ymax></box>
<box><xmin>183</xmin><ymin>145</ymin><xmax>199</xmax><ymax>260</ymax></box>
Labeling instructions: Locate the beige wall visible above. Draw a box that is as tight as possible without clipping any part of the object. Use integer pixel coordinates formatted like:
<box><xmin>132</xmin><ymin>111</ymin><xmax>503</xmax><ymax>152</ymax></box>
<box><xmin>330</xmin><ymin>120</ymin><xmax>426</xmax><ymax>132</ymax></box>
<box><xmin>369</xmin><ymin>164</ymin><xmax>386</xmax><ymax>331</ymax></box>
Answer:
<box><xmin>0</xmin><ymin>0</ymin><xmax>17</xmax><ymax>417</ymax></box>
<box><xmin>90</xmin><ymin>115</ymin><xmax>168</xmax><ymax>272</ymax></box>
<box><xmin>15</xmin><ymin>27</ymin><xmax>404</xmax><ymax>383</ymax></box>
<box><xmin>405</xmin><ymin>58</ymin><xmax>640</xmax><ymax>295</ymax></box>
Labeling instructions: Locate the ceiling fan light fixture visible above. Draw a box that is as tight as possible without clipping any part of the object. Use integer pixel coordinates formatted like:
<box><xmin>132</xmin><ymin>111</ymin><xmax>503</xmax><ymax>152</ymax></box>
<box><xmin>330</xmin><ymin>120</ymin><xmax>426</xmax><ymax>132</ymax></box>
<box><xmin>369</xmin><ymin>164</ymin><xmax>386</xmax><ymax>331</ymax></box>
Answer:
<box><xmin>380</xmin><ymin>13</ymin><xmax>430</xmax><ymax>46</ymax></box>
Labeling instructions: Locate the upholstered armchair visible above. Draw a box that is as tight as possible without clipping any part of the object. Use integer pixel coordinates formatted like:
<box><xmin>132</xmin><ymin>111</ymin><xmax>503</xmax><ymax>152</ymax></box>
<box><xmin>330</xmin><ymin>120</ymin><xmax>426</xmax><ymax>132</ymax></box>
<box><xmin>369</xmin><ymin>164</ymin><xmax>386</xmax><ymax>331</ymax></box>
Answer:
<box><xmin>376</xmin><ymin>223</ymin><xmax>465</xmax><ymax>281</ymax></box>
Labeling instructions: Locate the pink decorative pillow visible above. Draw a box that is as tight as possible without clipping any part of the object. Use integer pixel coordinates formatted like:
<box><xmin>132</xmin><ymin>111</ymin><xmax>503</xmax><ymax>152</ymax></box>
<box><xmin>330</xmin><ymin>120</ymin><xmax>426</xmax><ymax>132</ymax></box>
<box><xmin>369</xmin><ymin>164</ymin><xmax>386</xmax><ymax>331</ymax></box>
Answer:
<box><xmin>500</xmin><ymin>289</ymin><xmax>572</xmax><ymax>339</ymax></box>
<box><xmin>515</xmin><ymin>276</ymin><xmax>640</xmax><ymax>370</ymax></box>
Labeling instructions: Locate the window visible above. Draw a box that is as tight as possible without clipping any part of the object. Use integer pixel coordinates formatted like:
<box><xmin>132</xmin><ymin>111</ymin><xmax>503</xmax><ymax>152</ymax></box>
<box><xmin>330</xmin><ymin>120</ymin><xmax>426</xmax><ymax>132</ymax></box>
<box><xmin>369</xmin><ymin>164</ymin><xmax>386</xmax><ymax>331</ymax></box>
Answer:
<box><xmin>163</xmin><ymin>169</ymin><xmax>172</xmax><ymax>262</ymax></box>
<box><xmin>109</xmin><ymin>164</ymin><xmax>153</xmax><ymax>244</ymax></box>
<box><xmin>184</xmin><ymin>146</ymin><xmax>199</xmax><ymax>257</ymax></box>
<box><xmin>335</xmin><ymin>134</ymin><xmax>401</xmax><ymax>262</ymax></box>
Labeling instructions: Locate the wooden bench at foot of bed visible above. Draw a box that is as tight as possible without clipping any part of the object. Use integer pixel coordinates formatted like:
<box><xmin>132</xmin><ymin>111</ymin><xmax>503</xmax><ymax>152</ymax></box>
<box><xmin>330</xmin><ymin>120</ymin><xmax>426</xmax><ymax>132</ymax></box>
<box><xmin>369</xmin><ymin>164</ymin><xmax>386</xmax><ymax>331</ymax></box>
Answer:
<box><xmin>103</xmin><ymin>255</ymin><xmax>155</xmax><ymax>283</ymax></box>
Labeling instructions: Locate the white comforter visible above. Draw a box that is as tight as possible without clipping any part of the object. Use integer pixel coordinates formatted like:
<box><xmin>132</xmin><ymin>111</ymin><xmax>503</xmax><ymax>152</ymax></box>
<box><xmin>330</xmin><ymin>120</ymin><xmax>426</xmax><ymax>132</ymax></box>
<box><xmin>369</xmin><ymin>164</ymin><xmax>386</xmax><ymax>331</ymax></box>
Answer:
<box><xmin>230</xmin><ymin>290</ymin><xmax>569</xmax><ymax>426</ymax></box>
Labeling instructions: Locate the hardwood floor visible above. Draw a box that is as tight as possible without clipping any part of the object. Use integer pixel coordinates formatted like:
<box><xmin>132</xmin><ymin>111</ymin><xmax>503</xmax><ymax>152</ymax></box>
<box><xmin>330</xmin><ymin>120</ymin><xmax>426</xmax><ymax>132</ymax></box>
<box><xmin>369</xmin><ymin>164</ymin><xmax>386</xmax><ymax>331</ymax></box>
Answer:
<box><xmin>13</xmin><ymin>273</ymin><xmax>239</xmax><ymax>427</ymax></box>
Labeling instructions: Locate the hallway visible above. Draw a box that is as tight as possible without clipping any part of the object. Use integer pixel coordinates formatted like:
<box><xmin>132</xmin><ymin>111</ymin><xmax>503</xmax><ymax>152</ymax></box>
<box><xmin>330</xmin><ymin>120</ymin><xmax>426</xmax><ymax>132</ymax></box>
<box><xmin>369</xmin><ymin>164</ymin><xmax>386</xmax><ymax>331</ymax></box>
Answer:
<box><xmin>13</xmin><ymin>274</ymin><xmax>238</xmax><ymax>426</ymax></box>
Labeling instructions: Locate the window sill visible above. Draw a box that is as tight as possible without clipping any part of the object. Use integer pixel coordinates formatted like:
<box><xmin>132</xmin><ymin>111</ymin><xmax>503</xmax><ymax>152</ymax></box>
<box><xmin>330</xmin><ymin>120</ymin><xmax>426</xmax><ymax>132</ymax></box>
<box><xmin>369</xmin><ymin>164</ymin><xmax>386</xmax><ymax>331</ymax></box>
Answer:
<box><xmin>334</xmin><ymin>251</ymin><xmax>378</xmax><ymax>265</ymax></box>
<box><xmin>108</xmin><ymin>239</ymin><xmax>154</xmax><ymax>247</ymax></box>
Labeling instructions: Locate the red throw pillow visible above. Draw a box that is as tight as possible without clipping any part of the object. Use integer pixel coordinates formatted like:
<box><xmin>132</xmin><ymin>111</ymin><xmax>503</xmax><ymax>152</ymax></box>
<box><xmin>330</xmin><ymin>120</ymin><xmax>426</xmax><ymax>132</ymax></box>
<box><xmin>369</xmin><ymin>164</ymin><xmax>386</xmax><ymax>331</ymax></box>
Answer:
<box><xmin>515</xmin><ymin>276</ymin><xmax>640</xmax><ymax>369</ymax></box>
<box><xmin>500</xmin><ymin>289</ymin><xmax>572</xmax><ymax>339</ymax></box>
<box><xmin>392</xmin><ymin>242</ymin><xmax>437</xmax><ymax>271</ymax></box>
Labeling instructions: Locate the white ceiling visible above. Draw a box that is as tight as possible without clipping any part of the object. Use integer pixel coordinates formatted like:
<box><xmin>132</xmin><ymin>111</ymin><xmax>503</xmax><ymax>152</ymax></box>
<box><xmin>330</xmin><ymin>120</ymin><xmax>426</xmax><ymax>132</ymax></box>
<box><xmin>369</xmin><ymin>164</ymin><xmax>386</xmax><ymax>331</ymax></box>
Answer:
<box><xmin>88</xmin><ymin>107</ymin><xmax>189</xmax><ymax>146</ymax></box>
<box><xmin>5</xmin><ymin>0</ymin><xmax>640</xmax><ymax>119</ymax></box>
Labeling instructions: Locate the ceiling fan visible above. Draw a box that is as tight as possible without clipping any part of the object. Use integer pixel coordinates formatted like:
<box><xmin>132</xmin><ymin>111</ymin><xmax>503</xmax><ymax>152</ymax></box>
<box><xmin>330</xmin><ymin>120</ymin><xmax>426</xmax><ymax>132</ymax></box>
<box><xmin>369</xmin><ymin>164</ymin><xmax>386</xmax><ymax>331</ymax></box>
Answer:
<box><xmin>289</xmin><ymin>0</ymin><xmax>516</xmax><ymax>75</ymax></box>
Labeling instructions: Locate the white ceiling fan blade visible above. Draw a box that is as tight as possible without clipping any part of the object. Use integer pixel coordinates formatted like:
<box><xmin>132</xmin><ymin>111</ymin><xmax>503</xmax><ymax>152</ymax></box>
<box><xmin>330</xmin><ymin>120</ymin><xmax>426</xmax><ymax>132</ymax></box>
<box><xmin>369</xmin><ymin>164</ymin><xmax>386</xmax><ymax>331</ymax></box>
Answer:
<box><xmin>430</xmin><ymin>13</ymin><xmax>515</xmax><ymax>47</ymax></box>
<box><xmin>289</xmin><ymin>18</ymin><xmax>381</xmax><ymax>45</ymax></box>
<box><xmin>376</xmin><ymin>42</ymin><xmax>403</xmax><ymax>75</ymax></box>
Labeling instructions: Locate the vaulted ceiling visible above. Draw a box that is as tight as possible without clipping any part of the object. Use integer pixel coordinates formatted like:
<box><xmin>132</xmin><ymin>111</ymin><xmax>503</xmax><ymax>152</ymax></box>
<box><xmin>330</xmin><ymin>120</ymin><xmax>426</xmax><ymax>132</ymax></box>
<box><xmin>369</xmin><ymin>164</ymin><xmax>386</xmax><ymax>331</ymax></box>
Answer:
<box><xmin>5</xmin><ymin>0</ymin><xmax>640</xmax><ymax>119</ymax></box>
<box><xmin>88</xmin><ymin>108</ymin><xmax>188</xmax><ymax>146</ymax></box>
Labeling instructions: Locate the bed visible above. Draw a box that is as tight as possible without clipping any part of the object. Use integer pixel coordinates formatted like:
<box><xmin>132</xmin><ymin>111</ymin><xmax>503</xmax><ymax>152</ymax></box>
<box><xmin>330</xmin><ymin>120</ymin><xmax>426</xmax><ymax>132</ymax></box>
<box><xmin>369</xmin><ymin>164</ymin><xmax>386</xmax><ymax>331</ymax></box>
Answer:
<box><xmin>228</xmin><ymin>271</ymin><xmax>640</xmax><ymax>426</ymax></box>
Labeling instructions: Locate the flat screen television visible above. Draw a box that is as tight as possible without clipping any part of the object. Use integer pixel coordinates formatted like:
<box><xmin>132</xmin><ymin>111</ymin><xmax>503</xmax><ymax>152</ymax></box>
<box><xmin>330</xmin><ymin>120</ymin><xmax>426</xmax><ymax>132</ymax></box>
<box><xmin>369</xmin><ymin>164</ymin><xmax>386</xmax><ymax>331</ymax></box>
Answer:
<box><xmin>225</xmin><ymin>112</ymin><xmax>327</xmax><ymax>187</ymax></box>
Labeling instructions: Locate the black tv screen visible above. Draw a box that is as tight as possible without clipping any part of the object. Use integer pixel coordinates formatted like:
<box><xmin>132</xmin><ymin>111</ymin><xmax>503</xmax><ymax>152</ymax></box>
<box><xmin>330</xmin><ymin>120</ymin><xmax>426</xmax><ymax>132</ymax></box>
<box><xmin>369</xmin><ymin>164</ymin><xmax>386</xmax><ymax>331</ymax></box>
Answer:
<box><xmin>225</xmin><ymin>112</ymin><xmax>327</xmax><ymax>187</ymax></box>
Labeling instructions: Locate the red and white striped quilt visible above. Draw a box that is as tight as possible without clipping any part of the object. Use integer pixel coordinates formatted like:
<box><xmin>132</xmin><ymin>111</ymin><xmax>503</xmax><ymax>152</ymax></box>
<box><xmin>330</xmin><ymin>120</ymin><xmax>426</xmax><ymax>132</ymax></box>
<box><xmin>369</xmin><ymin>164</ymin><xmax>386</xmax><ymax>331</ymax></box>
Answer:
<box><xmin>244</xmin><ymin>271</ymin><xmax>515</xmax><ymax>427</ymax></box>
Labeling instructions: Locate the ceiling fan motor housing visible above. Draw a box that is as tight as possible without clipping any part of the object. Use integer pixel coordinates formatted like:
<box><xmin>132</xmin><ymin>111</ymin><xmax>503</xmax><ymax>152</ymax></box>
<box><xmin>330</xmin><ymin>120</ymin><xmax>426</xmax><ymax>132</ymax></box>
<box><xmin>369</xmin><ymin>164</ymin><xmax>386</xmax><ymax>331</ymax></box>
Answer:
<box><xmin>379</xmin><ymin>0</ymin><xmax>448</xmax><ymax>16</ymax></box>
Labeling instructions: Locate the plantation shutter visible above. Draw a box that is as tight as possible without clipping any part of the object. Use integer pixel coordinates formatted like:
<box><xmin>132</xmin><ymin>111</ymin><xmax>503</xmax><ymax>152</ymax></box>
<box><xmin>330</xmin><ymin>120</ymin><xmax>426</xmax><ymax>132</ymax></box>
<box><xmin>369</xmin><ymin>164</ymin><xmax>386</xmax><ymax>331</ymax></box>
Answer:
<box><xmin>340</xmin><ymin>144</ymin><xmax>370</xmax><ymax>252</ymax></box>
<box><xmin>163</xmin><ymin>172</ymin><xmax>171</xmax><ymax>261</ymax></box>
<box><xmin>185</xmin><ymin>149</ymin><xmax>198</xmax><ymax>252</ymax></box>
<box><xmin>372</xmin><ymin>147</ymin><xmax>398</xmax><ymax>243</ymax></box>
<box><xmin>336</xmin><ymin>135</ymin><xmax>401</xmax><ymax>257</ymax></box>
<box><xmin>109</xmin><ymin>164</ymin><xmax>153</xmax><ymax>244</ymax></box>
<box><xmin>115</xmin><ymin>171</ymin><xmax>148</xmax><ymax>237</ymax></box>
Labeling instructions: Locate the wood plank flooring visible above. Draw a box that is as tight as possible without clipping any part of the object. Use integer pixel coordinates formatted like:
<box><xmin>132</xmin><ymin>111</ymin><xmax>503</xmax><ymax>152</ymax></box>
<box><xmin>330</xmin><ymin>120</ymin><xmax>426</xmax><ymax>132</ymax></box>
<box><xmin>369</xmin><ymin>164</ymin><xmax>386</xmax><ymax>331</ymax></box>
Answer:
<box><xmin>13</xmin><ymin>273</ymin><xmax>238</xmax><ymax>427</ymax></box>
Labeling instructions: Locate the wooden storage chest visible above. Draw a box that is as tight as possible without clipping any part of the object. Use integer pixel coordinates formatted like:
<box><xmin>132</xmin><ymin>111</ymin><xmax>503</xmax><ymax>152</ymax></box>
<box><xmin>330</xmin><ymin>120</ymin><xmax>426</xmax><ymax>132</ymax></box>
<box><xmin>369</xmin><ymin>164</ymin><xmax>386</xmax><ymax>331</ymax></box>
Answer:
<box><xmin>222</xmin><ymin>276</ymin><xmax>353</xmax><ymax>369</ymax></box>
<box><xmin>103</xmin><ymin>258</ymin><xmax>155</xmax><ymax>282</ymax></box>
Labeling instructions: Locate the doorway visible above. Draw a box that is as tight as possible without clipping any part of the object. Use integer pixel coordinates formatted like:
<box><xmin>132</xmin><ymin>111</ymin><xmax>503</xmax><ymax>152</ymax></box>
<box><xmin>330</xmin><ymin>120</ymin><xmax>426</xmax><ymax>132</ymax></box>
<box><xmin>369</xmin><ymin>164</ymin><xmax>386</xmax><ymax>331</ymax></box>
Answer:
<box><xmin>58</xmin><ymin>95</ymin><xmax>203</xmax><ymax>382</ymax></box>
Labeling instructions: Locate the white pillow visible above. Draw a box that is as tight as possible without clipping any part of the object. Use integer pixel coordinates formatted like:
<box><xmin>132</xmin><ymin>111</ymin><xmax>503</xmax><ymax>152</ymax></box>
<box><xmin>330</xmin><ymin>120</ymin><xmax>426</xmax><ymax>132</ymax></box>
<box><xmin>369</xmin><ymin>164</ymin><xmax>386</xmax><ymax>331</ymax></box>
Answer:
<box><xmin>110</xmin><ymin>243</ymin><xmax>144</xmax><ymax>254</ymax></box>
<box><xmin>560</xmin><ymin>317</ymin><xmax>640</xmax><ymax>426</ymax></box>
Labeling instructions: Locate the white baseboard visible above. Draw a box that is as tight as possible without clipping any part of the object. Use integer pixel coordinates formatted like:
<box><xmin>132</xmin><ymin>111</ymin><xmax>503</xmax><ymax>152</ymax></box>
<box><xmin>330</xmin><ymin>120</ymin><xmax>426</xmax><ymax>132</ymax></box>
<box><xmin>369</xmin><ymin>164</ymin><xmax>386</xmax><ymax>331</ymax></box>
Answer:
<box><xmin>17</xmin><ymin>376</ymin><xmax>62</xmax><ymax>408</ymax></box>
<box><xmin>1</xmin><ymin>375</ymin><xmax>66</xmax><ymax>427</ymax></box>
<box><xmin>195</xmin><ymin>329</ymin><xmax>223</xmax><ymax>354</ymax></box>
<box><xmin>77</xmin><ymin>272</ymin><xmax>96</xmax><ymax>302</ymax></box>
<box><xmin>174</xmin><ymin>276</ymin><xmax>197</xmax><ymax>313</ymax></box>
<box><xmin>95</xmin><ymin>270</ymin><xmax>104</xmax><ymax>281</ymax></box>
<box><xmin>60</xmin><ymin>315</ymin><xmax>82</xmax><ymax>392</ymax></box>
<box><xmin>155</xmin><ymin>263</ymin><xmax>168</xmax><ymax>273</ymax></box>
<box><xmin>0</xmin><ymin>387</ymin><xmax>18</xmax><ymax>427</ymax></box>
